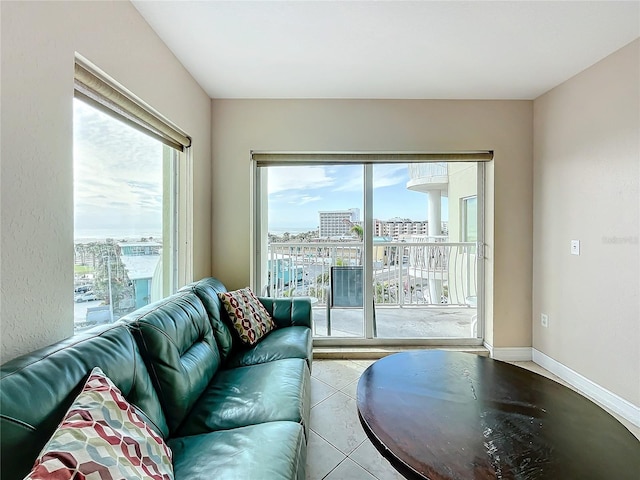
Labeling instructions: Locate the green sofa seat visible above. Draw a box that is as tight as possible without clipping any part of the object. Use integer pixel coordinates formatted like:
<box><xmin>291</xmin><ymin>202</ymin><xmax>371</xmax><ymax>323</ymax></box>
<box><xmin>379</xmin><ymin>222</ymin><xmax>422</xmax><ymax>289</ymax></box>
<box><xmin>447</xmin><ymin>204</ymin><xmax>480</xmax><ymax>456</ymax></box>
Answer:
<box><xmin>225</xmin><ymin>326</ymin><xmax>313</xmax><ymax>369</ymax></box>
<box><xmin>177</xmin><ymin>358</ymin><xmax>310</xmax><ymax>437</ymax></box>
<box><xmin>169</xmin><ymin>421</ymin><xmax>306</xmax><ymax>480</ymax></box>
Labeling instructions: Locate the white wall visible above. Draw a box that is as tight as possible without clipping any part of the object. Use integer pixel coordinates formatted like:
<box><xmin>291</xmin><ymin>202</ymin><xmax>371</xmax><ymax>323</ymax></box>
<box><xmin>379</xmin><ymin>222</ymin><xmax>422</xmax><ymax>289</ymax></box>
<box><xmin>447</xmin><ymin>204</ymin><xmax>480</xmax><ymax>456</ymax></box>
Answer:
<box><xmin>0</xmin><ymin>1</ymin><xmax>212</xmax><ymax>362</ymax></box>
<box><xmin>211</xmin><ymin>99</ymin><xmax>533</xmax><ymax>349</ymax></box>
<box><xmin>533</xmin><ymin>40</ymin><xmax>639</xmax><ymax>406</ymax></box>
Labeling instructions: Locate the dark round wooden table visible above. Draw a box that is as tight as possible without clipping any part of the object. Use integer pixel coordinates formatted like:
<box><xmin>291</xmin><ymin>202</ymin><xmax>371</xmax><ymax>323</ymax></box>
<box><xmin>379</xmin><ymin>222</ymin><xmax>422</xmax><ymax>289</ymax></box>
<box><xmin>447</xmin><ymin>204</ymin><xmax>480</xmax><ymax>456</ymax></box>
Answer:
<box><xmin>356</xmin><ymin>350</ymin><xmax>640</xmax><ymax>480</ymax></box>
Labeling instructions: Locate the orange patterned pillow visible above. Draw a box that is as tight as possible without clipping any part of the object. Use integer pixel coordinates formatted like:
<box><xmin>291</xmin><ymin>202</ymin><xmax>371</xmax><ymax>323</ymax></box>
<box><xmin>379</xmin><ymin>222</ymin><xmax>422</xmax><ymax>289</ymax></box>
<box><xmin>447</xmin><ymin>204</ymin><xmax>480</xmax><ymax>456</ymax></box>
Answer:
<box><xmin>218</xmin><ymin>288</ymin><xmax>275</xmax><ymax>346</ymax></box>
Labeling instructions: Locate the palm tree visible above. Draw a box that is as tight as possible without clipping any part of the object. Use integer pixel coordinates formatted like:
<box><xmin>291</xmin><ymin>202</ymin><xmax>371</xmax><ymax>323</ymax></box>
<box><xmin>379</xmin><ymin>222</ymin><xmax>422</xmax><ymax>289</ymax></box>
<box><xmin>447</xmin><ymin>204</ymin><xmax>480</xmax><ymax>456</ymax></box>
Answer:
<box><xmin>350</xmin><ymin>224</ymin><xmax>363</xmax><ymax>241</ymax></box>
<box><xmin>74</xmin><ymin>243</ymin><xmax>87</xmax><ymax>266</ymax></box>
<box><xmin>350</xmin><ymin>224</ymin><xmax>364</xmax><ymax>267</ymax></box>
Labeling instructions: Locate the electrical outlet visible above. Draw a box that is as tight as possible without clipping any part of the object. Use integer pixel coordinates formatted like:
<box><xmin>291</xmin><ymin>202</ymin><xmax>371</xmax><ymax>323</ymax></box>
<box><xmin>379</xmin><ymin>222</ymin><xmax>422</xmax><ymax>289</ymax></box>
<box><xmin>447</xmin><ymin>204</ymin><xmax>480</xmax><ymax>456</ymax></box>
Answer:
<box><xmin>541</xmin><ymin>313</ymin><xmax>549</xmax><ymax>328</ymax></box>
<box><xmin>571</xmin><ymin>240</ymin><xmax>580</xmax><ymax>255</ymax></box>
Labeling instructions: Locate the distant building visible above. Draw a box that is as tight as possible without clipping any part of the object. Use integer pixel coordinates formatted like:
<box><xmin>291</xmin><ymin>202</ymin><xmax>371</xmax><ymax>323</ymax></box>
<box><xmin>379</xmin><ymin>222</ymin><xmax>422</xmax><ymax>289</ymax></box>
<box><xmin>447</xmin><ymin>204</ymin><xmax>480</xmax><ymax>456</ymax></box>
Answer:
<box><xmin>119</xmin><ymin>242</ymin><xmax>161</xmax><ymax>256</ymax></box>
<box><xmin>374</xmin><ymin>219</ymin><xmax>429</xmax><ymax>238</ymax></box>
<box><xmin>118</xmin><ymin>242</ymin><xmax>162</xmax><ymax>308</ymax></box>
<box><xmin>318</xmin><ymin>208</ymin><xmax>360</xmax><ymax>238</ymax></box>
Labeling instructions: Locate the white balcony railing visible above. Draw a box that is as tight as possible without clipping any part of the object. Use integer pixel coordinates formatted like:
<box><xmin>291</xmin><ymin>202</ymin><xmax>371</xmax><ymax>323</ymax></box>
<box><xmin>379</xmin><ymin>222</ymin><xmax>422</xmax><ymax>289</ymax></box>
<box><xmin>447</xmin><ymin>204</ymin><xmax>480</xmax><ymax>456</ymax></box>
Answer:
<box><xmin>407</xmin><ymin>162</ymin><xmax>448</xmax><ymax>180</ymax></box>
<box><xmin>266</xmin><ymin>241</ymin><xmax>477</xmax><ymax>307</ymax></box>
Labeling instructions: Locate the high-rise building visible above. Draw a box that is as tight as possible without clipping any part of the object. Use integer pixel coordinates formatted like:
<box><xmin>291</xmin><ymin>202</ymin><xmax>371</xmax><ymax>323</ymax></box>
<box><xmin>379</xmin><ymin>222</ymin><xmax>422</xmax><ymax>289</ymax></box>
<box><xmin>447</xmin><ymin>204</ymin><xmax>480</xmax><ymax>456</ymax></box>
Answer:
<box><xmin>374</xmin><ymin>219</ymin><xmax>429</xmax><ymax>238</ymax></box>
<box><xmin>318</xmin><ymin>208</ymin><xmax>360</xmax><ymax>238</ymax></box>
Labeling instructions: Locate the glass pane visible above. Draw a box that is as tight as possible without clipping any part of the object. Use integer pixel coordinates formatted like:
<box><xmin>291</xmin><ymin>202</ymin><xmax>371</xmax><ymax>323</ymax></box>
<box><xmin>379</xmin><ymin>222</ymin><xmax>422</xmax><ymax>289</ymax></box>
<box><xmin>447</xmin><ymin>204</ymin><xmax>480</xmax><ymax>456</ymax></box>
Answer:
<box><xmin>73</xmin><ymin>98</ymin><xmax>176</xmax><ymax>332</ymax></box>
<box><xmin>463</xmin><ymin>196</ymin><xmax>478</xmax><ymax>242</ymax></box>
<box><xmin>264</xmin><ymin>164</ymin><xmax>364</xmax><ymax>338</ymax></box>
<box><xmin>372</xmin><ymin>162</ymin><xmax>478</xmax><ymax>338</ymax></box>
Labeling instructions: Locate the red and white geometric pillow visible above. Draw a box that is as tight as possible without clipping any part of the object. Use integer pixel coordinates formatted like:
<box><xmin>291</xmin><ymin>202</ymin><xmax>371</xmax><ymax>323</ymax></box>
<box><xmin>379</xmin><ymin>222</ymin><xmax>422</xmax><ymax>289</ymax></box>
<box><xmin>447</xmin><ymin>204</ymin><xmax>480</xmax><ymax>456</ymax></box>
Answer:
<box><xmin>24</xmin><ymin>367</ymin><xmax>173</xmax><ymax>480</ymax></box>
<box><xmin>218</xmin><ymin>287</ymin><xmax>276</xmax><ymax>346</ymax></box>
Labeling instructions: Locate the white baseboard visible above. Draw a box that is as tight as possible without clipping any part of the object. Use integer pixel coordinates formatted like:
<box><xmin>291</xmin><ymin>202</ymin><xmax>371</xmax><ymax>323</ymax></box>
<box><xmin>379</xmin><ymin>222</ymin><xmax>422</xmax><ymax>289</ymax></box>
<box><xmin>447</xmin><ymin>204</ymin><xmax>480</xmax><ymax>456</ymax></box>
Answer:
<box><xmin>484</xmin><ymin>343</ymin><xmax>532</xmax><ymax>361</ymax></box>
<box><xmin>533</xmin><ymin>349</ymin><xmax>640</xmax><ymax>428</ymax></box>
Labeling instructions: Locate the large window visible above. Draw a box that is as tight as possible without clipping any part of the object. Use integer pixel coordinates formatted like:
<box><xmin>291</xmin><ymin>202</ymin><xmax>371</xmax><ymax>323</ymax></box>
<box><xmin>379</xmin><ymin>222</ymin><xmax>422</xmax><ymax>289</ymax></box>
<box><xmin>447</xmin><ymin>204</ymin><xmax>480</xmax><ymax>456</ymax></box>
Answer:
<box><xmin>252</xmin><ymin>152</ymin><xmax>489</xmax><ymax>344</ymax></box>
<box><xmin>72</xmin><ymin>58</ymin><xmax>191</xmax><ymax>332</ymax></box>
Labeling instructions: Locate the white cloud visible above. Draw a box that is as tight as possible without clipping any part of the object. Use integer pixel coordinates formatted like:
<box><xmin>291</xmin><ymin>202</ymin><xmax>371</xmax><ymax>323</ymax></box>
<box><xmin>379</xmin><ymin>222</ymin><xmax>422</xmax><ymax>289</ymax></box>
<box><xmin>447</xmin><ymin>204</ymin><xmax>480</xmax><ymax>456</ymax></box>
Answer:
<box><xmin>268</xmin><ymin>166</ymin><xmax>335</xmax><ymax>194</ymax></box>
<box><xmin>297</xmin><ymin>195</ymin><xmax>322</xmax><ymax>205</ymax></box>
<box><xmin>373</xmin><ymin>164</ymin><xmax>408</xmax><ymax>189</ymax></box>
<box><xmin>331</xmin><ymin>176</ymin><xmax>361</xmax><ymax>192</ymax></box>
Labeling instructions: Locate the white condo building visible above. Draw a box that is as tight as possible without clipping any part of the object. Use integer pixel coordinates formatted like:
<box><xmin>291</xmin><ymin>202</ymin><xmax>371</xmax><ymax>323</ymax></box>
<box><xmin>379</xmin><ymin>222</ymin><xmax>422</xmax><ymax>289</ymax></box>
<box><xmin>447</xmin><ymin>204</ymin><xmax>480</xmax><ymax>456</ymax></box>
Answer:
<box><xmin>318</xmin><ymin>208</ymin><xmax>360</xmax><ymax>238</ymax></box>
<box><xmin>374</xmin><ymin>219</ymin><xmax>429</xmax><ymax>238</ymax></box>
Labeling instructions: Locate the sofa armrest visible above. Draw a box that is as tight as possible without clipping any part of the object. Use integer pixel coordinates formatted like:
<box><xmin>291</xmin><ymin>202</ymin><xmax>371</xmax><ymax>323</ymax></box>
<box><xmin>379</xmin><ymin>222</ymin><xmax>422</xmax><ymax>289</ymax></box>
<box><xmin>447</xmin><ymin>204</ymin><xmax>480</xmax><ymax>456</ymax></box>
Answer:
<box><xmin>258</xmin><ymin>297</ymin><xmax>312</xmax><ymax>329</ymax></box>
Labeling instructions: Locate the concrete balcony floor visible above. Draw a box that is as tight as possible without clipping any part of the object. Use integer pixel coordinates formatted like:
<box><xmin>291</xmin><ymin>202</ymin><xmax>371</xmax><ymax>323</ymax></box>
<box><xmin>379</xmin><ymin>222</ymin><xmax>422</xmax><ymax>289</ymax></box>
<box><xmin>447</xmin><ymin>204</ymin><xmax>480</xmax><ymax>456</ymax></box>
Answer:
<box><xmin>311</xmin><ymin>305</ymin><xmax>477</xmax><ymax>339</ymax></box>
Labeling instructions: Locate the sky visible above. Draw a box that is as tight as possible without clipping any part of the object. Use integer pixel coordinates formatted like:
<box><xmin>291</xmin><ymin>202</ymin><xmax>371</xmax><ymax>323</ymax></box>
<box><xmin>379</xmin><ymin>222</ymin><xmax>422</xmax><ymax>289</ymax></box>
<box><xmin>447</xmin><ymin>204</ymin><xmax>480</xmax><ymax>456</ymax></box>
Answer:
<box><xmin>74</xmin><ymin>98</ymin><xmax>449</xmax><ymax>240</ymax></box>
<box><xmin>74</xmin><ymin>99</ymin><xmax>164</xmax><ymax>241</ymax></box>
<box><xmin>268</xmin><ymin>164</ymin><xmax>448</xmax><ymax>233</ymax></box>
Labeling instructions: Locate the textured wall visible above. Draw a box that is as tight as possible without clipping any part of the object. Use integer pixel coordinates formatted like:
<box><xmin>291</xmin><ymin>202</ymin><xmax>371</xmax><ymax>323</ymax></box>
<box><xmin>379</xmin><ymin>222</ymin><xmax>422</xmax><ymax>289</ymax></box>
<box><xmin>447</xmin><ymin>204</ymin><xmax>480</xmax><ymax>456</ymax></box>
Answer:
<box><xmin>211</xmin><ymin>99</ymin><xmax>533</xmax><ymax>349</ymax></box>
<box><xmin>533</xmin><ymin>40</ymin><xmax>639</xmax><ymax>405</ymax></box>
<box><xmin>0</xmin><ymin>1</ymin><xmax>212</xmax><ymax>362</ymax></box>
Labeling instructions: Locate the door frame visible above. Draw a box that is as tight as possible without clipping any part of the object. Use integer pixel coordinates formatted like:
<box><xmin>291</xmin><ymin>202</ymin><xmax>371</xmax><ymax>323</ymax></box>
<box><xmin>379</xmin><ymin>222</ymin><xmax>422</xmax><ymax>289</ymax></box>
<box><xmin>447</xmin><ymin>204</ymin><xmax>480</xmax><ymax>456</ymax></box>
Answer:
<box><xmin>251</xmin><ymin>152</ymin><xmax>488</xmax><ymax>347</ymax></box>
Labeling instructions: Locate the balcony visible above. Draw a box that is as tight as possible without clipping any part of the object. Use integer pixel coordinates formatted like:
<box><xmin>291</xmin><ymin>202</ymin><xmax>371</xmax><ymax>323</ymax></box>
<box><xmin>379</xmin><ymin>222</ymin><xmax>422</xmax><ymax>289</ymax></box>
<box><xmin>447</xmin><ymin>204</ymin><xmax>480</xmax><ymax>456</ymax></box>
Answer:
<box><xmin>406</xmin><ymin>162</ymin><xmax>449</xmax><ymax>193</ymax></box>
<box><xmin>266</xmin><ymin>240</ymin><xmax>478</xmax><ymax>339</ymax></box>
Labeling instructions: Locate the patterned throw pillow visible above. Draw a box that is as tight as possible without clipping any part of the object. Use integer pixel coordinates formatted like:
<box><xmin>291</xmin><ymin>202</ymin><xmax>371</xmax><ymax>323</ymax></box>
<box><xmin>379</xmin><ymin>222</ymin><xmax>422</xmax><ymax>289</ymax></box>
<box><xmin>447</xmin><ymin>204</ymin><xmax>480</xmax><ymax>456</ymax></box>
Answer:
<box><xmin>218</xmin><ymin>287</ymin><xmax>276</xmax><ymax>346</ymax></box>
<box><xmin>25</xmin><ymin>367</ymin><xmax>173</xmax><ymax>480</ymax></box>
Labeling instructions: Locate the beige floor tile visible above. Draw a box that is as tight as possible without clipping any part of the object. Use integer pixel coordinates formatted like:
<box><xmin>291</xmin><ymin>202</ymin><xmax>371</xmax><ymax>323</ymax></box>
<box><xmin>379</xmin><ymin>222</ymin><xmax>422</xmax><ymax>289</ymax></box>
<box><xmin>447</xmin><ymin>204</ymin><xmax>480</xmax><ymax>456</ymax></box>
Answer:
<box><xmin>311</xmin><ymin>376</ymin><xmax>338</xmax><ymax>407</ymax></box>
<box><xmin>349</xmin><ymin>440</ymin><xmax>406</xmax><ymax>480</ymax></box>
<box><xmin>324</xmin><ymin>458</ymin><xmax>377</xmax><ymax>480</ymax></box>
<box><xmin>351</xmin><ymin>359</ymin><xmax>377</xmax><ymax>368</ymax></box>
<box><xmin>312</xmin><ymin>360</ymin><xmax>367</xmax><ymax>389</ymax></box>
<box><xmin>339</xmin><ymin>378</ymin><xmax>358</xmax><ymax>400</ymax></box>
<box><xmin>305</xmin><ymin>431</ymin><xmax>345</xmax><ymax>480</ymax></box>
<box><xmin>310</xmin><ymin>391</ymin><xmax>367</xmax><ymax>455</ymax></box>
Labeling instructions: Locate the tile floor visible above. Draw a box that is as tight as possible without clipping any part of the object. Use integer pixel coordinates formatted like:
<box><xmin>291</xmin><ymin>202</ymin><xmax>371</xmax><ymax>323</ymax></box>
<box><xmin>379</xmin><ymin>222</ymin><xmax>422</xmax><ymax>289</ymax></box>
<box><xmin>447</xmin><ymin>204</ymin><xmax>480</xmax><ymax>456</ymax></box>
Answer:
<box><xmin>307</xmin><ymin>359</ymin><xmax>402</xmax><ymax>480</ymax></box>
<box><xmin>306</xmin><ymin>358</ymin><xmax>640</xmax><ymax>480</ymax></box>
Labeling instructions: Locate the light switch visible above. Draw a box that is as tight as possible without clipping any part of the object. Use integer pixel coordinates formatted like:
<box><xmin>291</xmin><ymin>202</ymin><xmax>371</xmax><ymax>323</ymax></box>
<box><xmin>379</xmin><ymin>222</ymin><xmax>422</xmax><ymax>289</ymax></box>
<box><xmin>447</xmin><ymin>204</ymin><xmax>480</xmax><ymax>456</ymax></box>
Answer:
<box><xmin>571</xmin><ymin>240</ymin><xmax>580</xmax><ymax>255</ymax></box>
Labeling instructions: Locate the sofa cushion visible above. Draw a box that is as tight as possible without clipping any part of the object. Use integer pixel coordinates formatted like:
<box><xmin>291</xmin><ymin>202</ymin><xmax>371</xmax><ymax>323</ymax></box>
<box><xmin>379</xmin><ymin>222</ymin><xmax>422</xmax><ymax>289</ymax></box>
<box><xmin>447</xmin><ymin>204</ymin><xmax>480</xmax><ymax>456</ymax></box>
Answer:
<box><xmin>225</xmin><ymin>326</ymin><xmax>313</xmax><ymax>370</ymax></box>
<box><xmin>176</xmin><ymin>358</ymin><xmax>310</xmax><ymax>438</ymax></box>
<box><xmin>259</xmin><ymin>297</ymin><xmax>313</xmax><ymax>329</ymax></box>
<box><xmin>179</xmin><ymin>277</ymin><xmax>235</xmax><ymax>361</ymax></box>
<box><xmin>124</xmin><ymin>291</ymin><xmax>221</xmax><ymax>434</ymax></box>
<box><xmin>25</xmin><ymin>367</ymin><xmax>173</xmax><ymax>480</ymax></box>
<box><xmin>169</xmin><ymin>422</ymin><xmax>306</xmax><ymax>480</ymax></box>
<box><xmin>0</xmin><ymin>324</ymin><xmax>168</xmax><ymax>480</ymax></box>
<box><xmin>218</xmin><ymin>288</ymin><xmax>276</xmax><ymax>346</ymax></box>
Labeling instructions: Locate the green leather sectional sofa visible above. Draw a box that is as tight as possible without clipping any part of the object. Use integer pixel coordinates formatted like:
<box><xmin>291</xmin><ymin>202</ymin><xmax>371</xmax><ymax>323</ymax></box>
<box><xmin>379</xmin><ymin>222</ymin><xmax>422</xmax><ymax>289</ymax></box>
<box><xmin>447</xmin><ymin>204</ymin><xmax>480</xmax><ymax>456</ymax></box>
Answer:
<box><xmin>0</xmin><ymin>277</ymin><xmax>313</xmax><ymax>479</ymax></box>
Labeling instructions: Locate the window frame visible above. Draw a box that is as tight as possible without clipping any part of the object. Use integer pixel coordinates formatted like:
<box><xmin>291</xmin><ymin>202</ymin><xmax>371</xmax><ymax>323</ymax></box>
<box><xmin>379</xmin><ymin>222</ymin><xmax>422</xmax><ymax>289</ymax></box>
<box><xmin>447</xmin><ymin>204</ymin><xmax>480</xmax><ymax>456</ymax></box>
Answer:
<box><xmin>72</xmin><ymin>56</ymin><xmax>193</xmax><ymax>331</ymax></box>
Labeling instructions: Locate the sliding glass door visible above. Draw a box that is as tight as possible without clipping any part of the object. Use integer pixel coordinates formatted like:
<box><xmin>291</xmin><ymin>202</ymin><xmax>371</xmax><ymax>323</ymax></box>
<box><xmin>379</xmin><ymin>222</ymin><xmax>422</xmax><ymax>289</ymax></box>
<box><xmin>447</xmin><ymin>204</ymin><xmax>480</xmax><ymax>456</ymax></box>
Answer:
<box><xmin>252</xmin><ymin>154</ymin><xmax>485</xmax><ymax>344</ymax></box>
<box><xmin>371</xmin><ymin>162</ymin><xmax>481</xmax><ymax>339</ymax></box>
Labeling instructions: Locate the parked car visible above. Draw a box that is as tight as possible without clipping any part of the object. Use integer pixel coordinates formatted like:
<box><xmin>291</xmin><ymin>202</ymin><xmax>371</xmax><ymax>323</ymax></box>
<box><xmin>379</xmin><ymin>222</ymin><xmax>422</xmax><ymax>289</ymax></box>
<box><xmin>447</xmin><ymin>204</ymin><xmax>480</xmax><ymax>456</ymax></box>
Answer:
<box><xmin>75</xmin><ymin>291</ymin><xmax>98</xmax><ymax>302</ymax></box>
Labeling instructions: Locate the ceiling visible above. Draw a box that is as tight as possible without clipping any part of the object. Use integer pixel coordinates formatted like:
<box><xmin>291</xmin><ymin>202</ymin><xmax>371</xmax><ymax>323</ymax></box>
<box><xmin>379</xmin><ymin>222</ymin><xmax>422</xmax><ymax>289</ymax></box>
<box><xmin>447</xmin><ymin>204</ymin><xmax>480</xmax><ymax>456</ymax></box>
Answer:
<box><xmin>132</xmin><ymin>1</ymin><xmax>640</xmax><ymax>100</ymax></box>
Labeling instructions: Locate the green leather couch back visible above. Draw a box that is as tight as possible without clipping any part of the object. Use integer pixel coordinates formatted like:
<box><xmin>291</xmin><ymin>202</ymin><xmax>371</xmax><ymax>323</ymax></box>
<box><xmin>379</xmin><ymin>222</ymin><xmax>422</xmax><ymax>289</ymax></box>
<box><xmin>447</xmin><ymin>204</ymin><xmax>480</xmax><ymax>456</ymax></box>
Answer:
<box><xmin>0</xmin><ymin>324</ymin><xmax>168</xmax><ymax>480</ymax></box>
<box><xmin>258</xmin><ymin>297</ymin><xmax>313</xmax><ymax>329</ymax></box>
<box><xmin>125</xmin><ymin>291</ymin><xmax>221</xmax><ymax>434</ymax></box>
<box><xmin>180</xmin><ymin>278</ymin><xmax>313</xmax><ymax>361</ymax></box>
<box><xmin>179</xmin><ymin>277</ymin><xmax>234</xmax><ymax>361</ymax></box>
